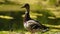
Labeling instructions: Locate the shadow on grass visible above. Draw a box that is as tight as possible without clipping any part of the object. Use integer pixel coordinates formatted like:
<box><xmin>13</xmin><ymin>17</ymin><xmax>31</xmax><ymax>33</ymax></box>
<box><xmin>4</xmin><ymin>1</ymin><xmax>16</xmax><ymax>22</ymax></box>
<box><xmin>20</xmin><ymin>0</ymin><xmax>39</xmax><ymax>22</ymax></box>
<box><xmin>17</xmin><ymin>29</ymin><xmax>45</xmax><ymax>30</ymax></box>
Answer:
<box><xmin>0</xmin><ymin>10</ymin><xmax>60</xmax><ymax>31</ymax></box>
<box><xmin>0</xmin><ymin>11</ymin><xmax>24</xmax><ymax>31</ymax></box>
<box><xmin>36</xmin><ymin>16</ymin><xmax>60</xmax><ymax>25</ymax></box>
<box><xmin>50</xmin><ymin>27</ymin><xmax>60</xmax><ymax>30</ymax></box>
<box><xmin>35</xmin><ymin>10</ymin><xmax>60</xmax><ymax>30</ymax></box>
<box><xmin>33</xmin><ymin>10</ymin><xmax>60</xmax><ymax>25</ymax></box>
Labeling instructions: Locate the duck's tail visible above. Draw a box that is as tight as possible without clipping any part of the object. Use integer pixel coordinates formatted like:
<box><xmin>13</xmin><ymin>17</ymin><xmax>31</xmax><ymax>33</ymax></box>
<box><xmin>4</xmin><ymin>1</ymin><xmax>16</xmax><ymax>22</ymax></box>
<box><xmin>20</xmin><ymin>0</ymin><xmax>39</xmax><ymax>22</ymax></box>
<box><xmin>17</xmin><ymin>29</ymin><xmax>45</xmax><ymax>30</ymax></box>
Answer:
<box><xmin>41</xmin><ymin>25</ymin><xmax>49</xmax><ymax>33</ymax></box>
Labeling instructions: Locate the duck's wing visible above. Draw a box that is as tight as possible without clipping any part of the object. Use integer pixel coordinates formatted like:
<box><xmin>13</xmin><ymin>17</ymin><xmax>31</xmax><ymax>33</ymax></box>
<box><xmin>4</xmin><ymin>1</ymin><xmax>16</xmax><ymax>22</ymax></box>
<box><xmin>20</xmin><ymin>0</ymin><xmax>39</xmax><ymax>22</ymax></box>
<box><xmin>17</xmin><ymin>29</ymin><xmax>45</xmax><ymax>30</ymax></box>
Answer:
<box><xmin>26</xmin><ymin>20</ymin><xmax>43</xmax><ymax>29</ymax></box>
<box><xmin>26</xmin><ymin>20</ymin><xmax>49</xmax><ymax>32</ymax></box>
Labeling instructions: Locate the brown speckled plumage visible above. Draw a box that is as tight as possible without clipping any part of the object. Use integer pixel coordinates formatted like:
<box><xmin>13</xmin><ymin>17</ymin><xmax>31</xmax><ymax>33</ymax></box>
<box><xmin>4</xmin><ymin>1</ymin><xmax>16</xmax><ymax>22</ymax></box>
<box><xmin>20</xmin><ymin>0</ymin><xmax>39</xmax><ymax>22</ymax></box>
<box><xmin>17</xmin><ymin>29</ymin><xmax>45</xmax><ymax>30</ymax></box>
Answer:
<box><xmin>21</xmin><ymin>3</ymin><xmax>49</xmax><ymax>34</ymax></box>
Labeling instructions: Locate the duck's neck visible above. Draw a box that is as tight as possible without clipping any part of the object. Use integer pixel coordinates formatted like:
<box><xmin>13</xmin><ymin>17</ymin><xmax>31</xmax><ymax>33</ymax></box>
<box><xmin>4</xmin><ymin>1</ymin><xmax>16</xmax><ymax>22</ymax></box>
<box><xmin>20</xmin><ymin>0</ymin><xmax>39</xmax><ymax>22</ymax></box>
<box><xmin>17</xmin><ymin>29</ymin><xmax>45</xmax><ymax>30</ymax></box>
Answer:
<box><xmin>24</xmin><ymin>8</ymin><xmax>31</xmax><ymax>22</ymax></box>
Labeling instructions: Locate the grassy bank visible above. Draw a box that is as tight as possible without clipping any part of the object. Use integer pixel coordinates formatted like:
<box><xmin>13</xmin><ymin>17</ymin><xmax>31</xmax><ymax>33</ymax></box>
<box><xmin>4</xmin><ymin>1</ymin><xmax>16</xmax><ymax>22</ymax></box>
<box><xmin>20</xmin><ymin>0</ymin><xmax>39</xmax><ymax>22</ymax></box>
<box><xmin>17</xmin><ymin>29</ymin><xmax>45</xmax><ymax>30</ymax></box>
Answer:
<box><xmin>0</xmin><ymin>0</ymin><xmax>60</xmax><ymax>34</ymax></box>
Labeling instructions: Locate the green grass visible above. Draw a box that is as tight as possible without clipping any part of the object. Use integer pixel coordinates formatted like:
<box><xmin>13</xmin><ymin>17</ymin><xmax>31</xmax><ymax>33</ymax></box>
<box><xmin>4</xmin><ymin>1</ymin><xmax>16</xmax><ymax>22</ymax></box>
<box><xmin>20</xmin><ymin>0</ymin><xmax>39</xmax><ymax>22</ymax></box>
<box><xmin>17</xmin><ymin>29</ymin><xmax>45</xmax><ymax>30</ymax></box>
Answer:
<box><xmin>49</xmin><ymin>0</ymin><xmax>56</xmax><ymax>5</ymax></box>
<box><xmin>0</xmin><ymin>28</ymin><xmax>60</xmax><ymax>34</ymax></box>
<box><xmin>0</xmin><ymin>0</ymin><xmax>60</xmax><ymax>34</ymax></box>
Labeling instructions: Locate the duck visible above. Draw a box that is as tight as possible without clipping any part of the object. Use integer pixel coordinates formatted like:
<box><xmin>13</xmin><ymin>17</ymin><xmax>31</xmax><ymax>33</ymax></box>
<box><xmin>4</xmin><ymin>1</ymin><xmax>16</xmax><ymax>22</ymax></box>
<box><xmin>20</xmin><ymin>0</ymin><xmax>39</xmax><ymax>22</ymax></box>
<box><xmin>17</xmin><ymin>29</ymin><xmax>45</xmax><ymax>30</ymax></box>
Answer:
<box><xmin>21</xmin><ymin>3</ymin><xmax>49</xmax><ymax>34</ymax></box>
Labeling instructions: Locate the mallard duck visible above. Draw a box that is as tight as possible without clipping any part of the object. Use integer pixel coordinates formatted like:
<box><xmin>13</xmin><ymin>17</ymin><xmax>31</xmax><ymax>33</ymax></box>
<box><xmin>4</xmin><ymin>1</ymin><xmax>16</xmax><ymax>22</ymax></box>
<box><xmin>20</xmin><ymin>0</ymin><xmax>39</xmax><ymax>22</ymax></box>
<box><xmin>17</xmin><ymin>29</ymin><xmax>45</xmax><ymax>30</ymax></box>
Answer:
<box><xmin>21</xmin><ymin>3</ymin><xmax>49</xmax><ymax>34</ymax></box>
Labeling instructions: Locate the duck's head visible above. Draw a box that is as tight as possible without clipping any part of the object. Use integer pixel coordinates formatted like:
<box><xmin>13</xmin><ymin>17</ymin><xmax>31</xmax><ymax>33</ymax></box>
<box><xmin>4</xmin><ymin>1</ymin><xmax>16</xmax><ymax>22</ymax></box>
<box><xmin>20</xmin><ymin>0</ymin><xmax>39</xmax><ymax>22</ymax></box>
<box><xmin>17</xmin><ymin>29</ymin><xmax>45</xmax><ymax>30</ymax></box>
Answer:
<box><xmin>21</xmin><ymin>3</ymin><xmax>30</xmax><ymax>9</ymax></box>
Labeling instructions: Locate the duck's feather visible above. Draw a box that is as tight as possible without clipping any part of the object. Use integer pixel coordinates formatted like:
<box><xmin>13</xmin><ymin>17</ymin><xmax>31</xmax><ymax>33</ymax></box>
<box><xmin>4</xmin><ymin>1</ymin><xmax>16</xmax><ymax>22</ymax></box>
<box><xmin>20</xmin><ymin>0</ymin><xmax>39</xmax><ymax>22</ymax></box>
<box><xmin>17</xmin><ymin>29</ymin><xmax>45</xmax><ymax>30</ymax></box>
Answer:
<box><xmin>24</xmin><ymin>20</ymin><xmax>49</xmax><ymax>32</ymax></box>
<box><xmin>24</xmin><ymin>20</ymin><xmax>43</xmax><ymax>29</ymax></box>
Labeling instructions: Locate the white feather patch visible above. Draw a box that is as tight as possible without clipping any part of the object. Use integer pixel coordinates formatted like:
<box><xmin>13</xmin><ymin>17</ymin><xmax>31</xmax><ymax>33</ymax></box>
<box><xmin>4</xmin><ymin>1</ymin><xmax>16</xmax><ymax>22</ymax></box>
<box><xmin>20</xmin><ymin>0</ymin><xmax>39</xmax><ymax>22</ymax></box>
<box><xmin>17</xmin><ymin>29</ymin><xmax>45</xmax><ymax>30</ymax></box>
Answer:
<box><xmin>24</xmin><ymin>20</ymin><xmax>38</xmax><ymax>29</ymax></box>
